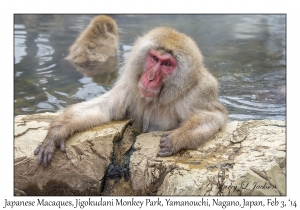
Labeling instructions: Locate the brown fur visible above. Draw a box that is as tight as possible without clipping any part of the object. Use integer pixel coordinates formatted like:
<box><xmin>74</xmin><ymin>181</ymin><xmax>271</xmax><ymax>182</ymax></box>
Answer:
<box><xmin>66</xmin><ymin>15</ymin><xmax>118</xmax><ymax>64</ymax></box>
<box><xmin>35</xmin><ymin>27</ymin><xmax>227</xmax><ymax>166</ymax></box>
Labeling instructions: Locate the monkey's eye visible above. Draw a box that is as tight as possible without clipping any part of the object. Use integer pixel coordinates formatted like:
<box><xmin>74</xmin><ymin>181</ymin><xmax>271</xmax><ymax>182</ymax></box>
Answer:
<box><xmin>164</xmin><ymin>61</ymin><xmax>171</xmax><ymax>67</ymax></box>
<box><xmin>153</xmin><ymin>55</ymin><xmax>158</xmax><ymax>62</ymax></box>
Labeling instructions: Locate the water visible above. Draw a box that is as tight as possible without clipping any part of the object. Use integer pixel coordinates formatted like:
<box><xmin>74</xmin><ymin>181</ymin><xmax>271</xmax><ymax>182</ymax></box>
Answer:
<box><xmin>14</xmin><ymin>14</ymin><xmax>286</xmax><ymax>121</ymax></box>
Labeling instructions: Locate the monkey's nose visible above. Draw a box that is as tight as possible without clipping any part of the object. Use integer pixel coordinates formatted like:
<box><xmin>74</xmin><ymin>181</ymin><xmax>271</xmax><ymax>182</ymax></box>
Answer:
<box><xmin>147</xmin><ymin>71</ymin><xmax>156</xmax><ymax>81</ymax></box>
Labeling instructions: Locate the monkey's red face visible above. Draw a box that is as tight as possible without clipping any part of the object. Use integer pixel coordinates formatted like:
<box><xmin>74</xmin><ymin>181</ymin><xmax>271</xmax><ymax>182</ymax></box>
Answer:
<box><xmin>138</xmin><ymin>49</ymin><xmax>177</xmax><ymax>98</ymax></box>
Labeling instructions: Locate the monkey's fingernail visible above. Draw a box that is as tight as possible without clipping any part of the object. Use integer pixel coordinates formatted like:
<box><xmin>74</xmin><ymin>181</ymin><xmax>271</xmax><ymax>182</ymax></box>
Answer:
<box><xmin>162</xmin><ymin>132</ymin><xmax>169</xmax><ymax>137</ymax></box>
<box><xmin>48</xmin><ymin>153</ymin><xmax>53</xmax><ymax>162</ymax></box>
<box><xmin>37</xmin><ymin>151</ymin><xmax>43</xmax><ymax>164</ymax></box>
<box><xmin>60</xmin><ymin>142</ymin><xmax>66</xmax><ymax>152</ymax></box>
<box><xmin>34</xmin><ymin>149</ymin><xmax>39</xmax><ymax>155</ymax></box>
<box><xmin>160</xmin><ymin>136</ymin><xmax>169</xmax><ymax>142</ymax></box>
<box><xmin>158</xmin><ymin>152</ymin><xmax>168</xmax><ymax>157</ymax></box>
<box><xmin>160</xmin><ymin>141</ymin><xmax>168</xmax><ymax>147</ymax></box>
<box><xmin>44</xmin><ymin>155</ymin><xmax>49</xmax><ymax>167</ymax></box>
<box><xmin>34</xmin><ymin>145</ymin><xmax>41</xmax><ymax>155</ymax></box>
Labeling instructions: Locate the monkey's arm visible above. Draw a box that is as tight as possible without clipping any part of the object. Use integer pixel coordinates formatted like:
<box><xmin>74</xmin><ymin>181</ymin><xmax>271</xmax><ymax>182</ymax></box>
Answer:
<box><xmin>158</xmin><ymin>108</ymin><xmax>227</xmax><ymax>157</ymax></box>
<box><xmin>34</xmin><ymin>90</ymin><xmax>127</xmax><ymax>166</ymax></box>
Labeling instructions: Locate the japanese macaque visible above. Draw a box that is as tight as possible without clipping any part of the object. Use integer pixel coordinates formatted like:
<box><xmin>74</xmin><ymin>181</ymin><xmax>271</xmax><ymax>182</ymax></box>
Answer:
<box><xmin>35</xmin><ymin>27</ymin><xmax>228</xmax><ymax>166</ymax></box>
<box><xmin>66</xmin><ymin>15</ymin><xmax>118</xmax><ymax>65</ymax></box>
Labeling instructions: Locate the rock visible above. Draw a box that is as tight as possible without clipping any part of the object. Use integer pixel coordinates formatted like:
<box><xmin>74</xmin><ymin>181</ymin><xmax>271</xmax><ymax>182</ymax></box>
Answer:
<box><xmin>14</xmin><ymin>113</ymin><xmax>286</xmax><ymax>196</ymax></box>
<box><xmin>130</xmin><ymin>120</ymin><xmax>286</xmax><ymax>196</ymax></box>
<box><xmin>14</xmin><ymin>113</ymin><xmax>131</xmax><ymax>195</ymax></box>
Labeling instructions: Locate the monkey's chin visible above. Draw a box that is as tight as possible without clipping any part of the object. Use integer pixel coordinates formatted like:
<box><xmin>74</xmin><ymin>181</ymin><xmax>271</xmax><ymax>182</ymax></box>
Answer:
<box><xmin>139</xmin><ymin>87</ymin><xmax>158</xmax><ymax>98</ymax></box>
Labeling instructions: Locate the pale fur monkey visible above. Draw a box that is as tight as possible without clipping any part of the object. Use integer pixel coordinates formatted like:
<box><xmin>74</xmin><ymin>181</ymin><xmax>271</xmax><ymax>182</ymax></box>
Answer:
<box><xmin>35</xmin><ymin>26</ymin><xmax>228</xmax><ymax>166</ymax></box>
<box><xmin>66</xmin><ymin>15</ymin><xmax>118</xmax><ymax>64</ymax></box>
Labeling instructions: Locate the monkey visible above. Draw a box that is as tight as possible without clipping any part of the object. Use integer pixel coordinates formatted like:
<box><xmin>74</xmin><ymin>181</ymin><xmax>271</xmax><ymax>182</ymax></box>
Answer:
<box><xmin>66</xmin><ymin>15</ymin><xmax>118</xmax><ymax>65</ymax></box>
<box><xmin>34</xmin><ymin>27</ymin><xmax>228</xmax><ymax>166</ymax></box>
<box><xmin>62</xmin><ymin>15</ymin><xmax>119</xmax><ymax>86</ymax></box>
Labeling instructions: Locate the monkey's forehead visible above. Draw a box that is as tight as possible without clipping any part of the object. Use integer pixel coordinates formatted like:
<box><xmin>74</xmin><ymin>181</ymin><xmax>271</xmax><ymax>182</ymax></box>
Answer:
<box><xmin>154</xmin><ymin>47</ymin><xmax>174</xmax><ymax>56</ymax></box>
<box><xmin>144</xmin><ymin>27</ymin><xmax>200</xmax><ymax>55</ymax></box>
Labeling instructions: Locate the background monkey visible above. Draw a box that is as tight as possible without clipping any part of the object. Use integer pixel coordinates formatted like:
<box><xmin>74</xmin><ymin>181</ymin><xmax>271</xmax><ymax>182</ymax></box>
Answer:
<box><xmin>63</xmin><ymin>15</ymin><xmax>119</xmax><ymax>86</ymax></box>
<box><xmin>66</xmin><ymin>15</ymin><xmax>118</xmax><ymax>65</ymax></box>
<box><xmin>35</xmin><ymin>26</ymin><xmax>228</xmax><ymax>166</ymax></box>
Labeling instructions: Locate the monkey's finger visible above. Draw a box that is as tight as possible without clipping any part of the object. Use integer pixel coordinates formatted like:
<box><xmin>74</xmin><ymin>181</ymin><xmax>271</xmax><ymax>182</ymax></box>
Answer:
<box><xmin>43</xmin><ymin>148</ymin><xmax>51</xmax><ymax>166</ymax></box>
<box><xmin>60</xmin><ymin>141</ymin><xmax>66</xmax><ymax>152</ymax></box>
<box><xmin>159</xmin><ymin>139</ymin><xmax>169</xmax><ymax>147</ymax></box>
<box><xmin>47</xmin><ymin>153</ymin><xmax>53</xmax><ymax>164</ymax></box>
<box><xmin>157</xmin><ymin>149</ymin><xmax>173</xmax><ymax>157</ymax></box>
<box><xmin>45</xmin><ymin>146</ymin><xmax>55</xmax><ymax>164</ymax></box>
<box><xmin>37</xmin><ymin>148</ymin><xmax>45</xmax><ymax>164</ymax></box>
<box><xmin>34</xmin><ymin>144</ymin><xmax>42</xmax><ymax>155</ymax></box>
<box><xmin>43</xmin><ymin>153</ymin><xmax>49</xmax><ymax>167</ymax></box>
<box><xmin>159</xmin><ymin>136</ymin><xmax>172</xmax><ymax>147</ymax></box>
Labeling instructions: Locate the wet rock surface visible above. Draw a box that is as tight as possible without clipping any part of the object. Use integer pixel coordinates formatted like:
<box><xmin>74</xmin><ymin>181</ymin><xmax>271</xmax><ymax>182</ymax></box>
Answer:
<box><xmin>14</xmin><ymin>113</ymin><xmax>285</xmax><ymax>196</ymax></box>
<box><xmin>131</xmin><ymin>120</ymin><xmax>286</xmax><ymax>196</ymax></box>
<box><xmin>14</xmin><ymin>113</ymin><xmax>131</xmax><ymax>195</ymax></box>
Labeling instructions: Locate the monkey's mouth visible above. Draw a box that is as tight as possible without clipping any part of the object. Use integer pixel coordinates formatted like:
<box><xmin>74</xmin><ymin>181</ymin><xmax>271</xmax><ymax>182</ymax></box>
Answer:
<box><xmin>138</xmin><ymin>83</ymin><xmax>158</xmax><ymax>98</ymax></box>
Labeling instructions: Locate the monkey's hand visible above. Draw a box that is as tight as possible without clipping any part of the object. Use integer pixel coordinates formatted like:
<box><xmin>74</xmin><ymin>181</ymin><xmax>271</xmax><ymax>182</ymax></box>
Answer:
<box><xmin>157</xmin><ymin>132</ymin><xmax>176</xmax><ymax>157</ymax></box>
<box><xmin>34</xmin><ymin>136</ymin><xmax>66</xmax><ymax>167</ymax></box>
